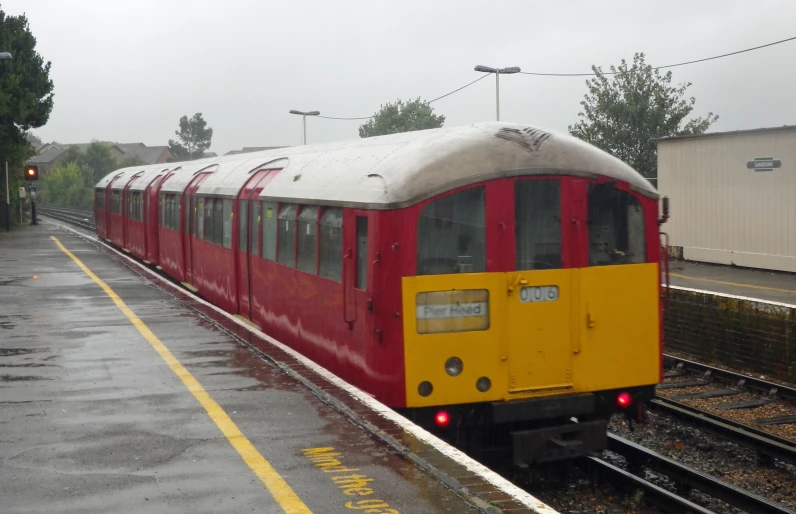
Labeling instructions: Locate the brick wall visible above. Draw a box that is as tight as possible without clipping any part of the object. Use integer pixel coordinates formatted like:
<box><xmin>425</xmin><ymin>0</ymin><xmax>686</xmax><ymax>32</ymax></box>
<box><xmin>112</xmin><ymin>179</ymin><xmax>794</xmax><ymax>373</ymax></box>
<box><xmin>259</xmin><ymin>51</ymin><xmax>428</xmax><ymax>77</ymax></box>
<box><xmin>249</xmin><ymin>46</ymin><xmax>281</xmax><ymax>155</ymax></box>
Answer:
<box><xmin>664</xmin><ymin>287</ymin><xmax>796</xmax><ymax>383</ymax></box>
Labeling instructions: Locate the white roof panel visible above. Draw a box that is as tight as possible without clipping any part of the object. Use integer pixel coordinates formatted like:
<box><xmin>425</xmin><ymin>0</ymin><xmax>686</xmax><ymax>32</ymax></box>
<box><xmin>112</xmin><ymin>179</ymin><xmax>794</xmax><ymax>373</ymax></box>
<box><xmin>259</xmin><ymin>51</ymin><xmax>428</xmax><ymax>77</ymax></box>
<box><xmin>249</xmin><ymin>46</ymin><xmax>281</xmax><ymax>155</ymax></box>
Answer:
<box><xmin>95</xmin><ymin>122</ymin><xmax>656</xmax><ymax>206</ymax></box>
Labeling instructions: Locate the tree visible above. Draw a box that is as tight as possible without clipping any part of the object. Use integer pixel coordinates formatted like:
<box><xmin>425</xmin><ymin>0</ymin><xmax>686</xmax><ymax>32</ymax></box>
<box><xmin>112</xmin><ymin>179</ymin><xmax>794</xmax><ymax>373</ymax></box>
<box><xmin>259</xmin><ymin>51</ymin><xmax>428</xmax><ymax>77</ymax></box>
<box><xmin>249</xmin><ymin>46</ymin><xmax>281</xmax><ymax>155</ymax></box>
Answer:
<box><xmin>358</xmin><ymin>98</ymin><xmax>445</xmax><ymax>138</ymax></box>
<box><xmin>568</xmin><ymin>53</ymin><xmax>718</xmax><ymax>179</ymax></box>
<box><xmin>168</xmin><ymin>113</ymin><xmax>213</xmax><ymax>161</ymax></box>
<box><xmin>0</xmin><ymin>9</ymin><xmax>54</xmax><ymax>226</ymax></box>
<box><xmin>39</xmin><ymin>161</ymin><xmax>93</xmax><ymax>211</ymax></box>
<box><xmin>118</xmin><ymin>154</ymin><xmax>147</xmax><ymax>168</ymax></box>
<box><xmin>59</xmin><ymin>142</ymin><xmax>117</xmax><ymax>185</ymax></box>
<box><xmin>25</xmin><ymin>131</ymin><xmax>42</xmax><ymax>148</ymax></box>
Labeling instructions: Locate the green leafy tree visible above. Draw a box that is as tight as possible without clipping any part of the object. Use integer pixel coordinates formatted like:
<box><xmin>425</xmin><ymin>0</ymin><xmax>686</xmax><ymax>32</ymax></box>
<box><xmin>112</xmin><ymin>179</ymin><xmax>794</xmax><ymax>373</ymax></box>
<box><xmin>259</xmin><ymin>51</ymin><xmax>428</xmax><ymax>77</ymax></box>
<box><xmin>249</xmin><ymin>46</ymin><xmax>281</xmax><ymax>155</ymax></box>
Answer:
<box><xmin>568</xmin><ymin>53</ymin><xmax>718</xmax><ymax>179</ymax></box>
<box><xmin>59</xmin><ymin>142</ymin><xmax>117</xmax><ymax>185</ymax></box>
<box><xmin>358</xmin><ymin>98</ymin><xmax>445</xmax><ymax>138</ymax></box>
<box><xmin>25</xmin><ymin>131</ymin><xmax>42</xmax><ymax>148</ymax></box>
<box><xmin>39</xmin><ymin>161</ymin><xmax>93</xmax><ymax>210</ymax></box>
<box><xmin>168</xmin><ymin>112</ymin><xmax>213</xmax><ymax>161</ymax></box>
<box><xmin>118</xmin><ymin>154</ymin><xmax>147</xmax><ymax>168</ymax></box>
<box><xmin>0</xmin><ymin>9</ymin><xmax>54</xmax><ymax>226</ymax></box>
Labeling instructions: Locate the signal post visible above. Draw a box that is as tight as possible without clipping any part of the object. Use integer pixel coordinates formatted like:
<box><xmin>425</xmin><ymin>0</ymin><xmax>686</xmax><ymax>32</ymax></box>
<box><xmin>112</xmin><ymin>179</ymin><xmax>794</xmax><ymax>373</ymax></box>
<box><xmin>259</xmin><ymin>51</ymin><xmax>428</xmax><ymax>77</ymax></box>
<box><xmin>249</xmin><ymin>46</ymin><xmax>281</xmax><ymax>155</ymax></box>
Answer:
<box><xmin>24</xmin><ymin>165</ymin><xmax>39</xmax><ymax>225</ymax></box>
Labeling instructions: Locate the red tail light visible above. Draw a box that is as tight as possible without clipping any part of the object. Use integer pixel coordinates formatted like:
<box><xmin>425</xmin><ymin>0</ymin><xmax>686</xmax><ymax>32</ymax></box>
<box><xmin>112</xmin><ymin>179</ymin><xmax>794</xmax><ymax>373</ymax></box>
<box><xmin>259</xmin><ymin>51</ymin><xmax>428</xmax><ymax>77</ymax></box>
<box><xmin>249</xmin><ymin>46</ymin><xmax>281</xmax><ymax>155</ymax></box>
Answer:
<box><xmin>617</xmin><ymin>392</ymin><xmax>632</xmax><ymax>408</ymax></box>
<box><xmin>434</xmin><ymin>410</ymin><xmax>450</xmax><ymax>427</ymax></box>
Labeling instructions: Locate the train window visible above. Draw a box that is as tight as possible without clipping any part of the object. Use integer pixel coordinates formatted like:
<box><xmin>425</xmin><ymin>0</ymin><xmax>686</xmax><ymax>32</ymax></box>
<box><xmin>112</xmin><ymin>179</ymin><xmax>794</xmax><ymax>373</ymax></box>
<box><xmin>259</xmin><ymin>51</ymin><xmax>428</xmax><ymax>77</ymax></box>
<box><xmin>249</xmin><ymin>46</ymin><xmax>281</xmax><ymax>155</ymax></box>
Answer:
<box><xmin>417</xmin><ymin>187</ymin><xmax>486</xmax><ymax>275</ymax></box>
<box><xmin>587</xmin><ymin>183</ymin><xmax>646</xmax><ymax>266</ymax></box>
<box><xmin>297</xmin><ymin>206</ymin><xmax>319</xmax><ymax>274</ymax></box>
<box><xmin>213</xmin><ymin>200</ymin><xmax>224</xmax><ymax>245</ymax></box>
<box><xmin>145</xmin><ymin>194</ymin><xmax>149</xmax><ymax>224</ymax></box>
<box><xmin>277</xmin><ymin>204</ymin><xmax>297</xmax><ymax>267</ymax></box>
<box><xmin>183</xmin><ymin>196</ymin><xmax>190</xmax><ymax>234</ymax></box>
<box><xmin>197</xmin><ymin>198</ymin><xmax>205</xmax><ymax>239</ymax></box>
<box><xmin>222</xmin><ymin>199</ymin><xmax>233</xmax><ymax>249</ymax></box>
<box><xmin>262</xmin><ymin>202</ymin><xmax>277</xmax><ymax>261</ymax></box>
<box><xmin>319</xmin><ymin>207</ymin><xmax>343</xmax><ymax>282</ymax></box>
<box><xmin>356</xmin><ymin>216</ymin><xmax>368</xmax><ymax>290</ymax></box>
<box><xmin>204</xmin><ymin>198</ymin><xmax>212</xmax><ymax>240</ymax></box>
<box><xmin>239</xmin><ymin>200</ymin><xmax>249</xmax><ymax>252</ymax></box>
<box><xmin>175</xmin><ymin>195</ymin><xmax>182</xmax><ymax>232</ymax></box>
<box><xmin>251</xmin><ymin>201</ymin><xmax>260</xmax><ymax>256</ymax></box>
<box><xmin>515</xmin><ymin>180</ymin><xmax>562</xmax><ymax>270</ymax></box>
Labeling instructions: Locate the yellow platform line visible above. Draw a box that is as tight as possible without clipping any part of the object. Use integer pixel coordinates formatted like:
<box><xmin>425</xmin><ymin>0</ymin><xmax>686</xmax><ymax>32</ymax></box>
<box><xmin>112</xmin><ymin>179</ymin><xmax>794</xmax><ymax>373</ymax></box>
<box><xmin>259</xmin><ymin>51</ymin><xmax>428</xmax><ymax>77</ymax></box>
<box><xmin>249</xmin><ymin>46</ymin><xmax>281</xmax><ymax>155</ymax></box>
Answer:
<box><xmin>51</xmin><ymin>236</ymin><xmax>311</xmax><ymax>514</ymax></box>
<box><xmin>669</xmin><ymin>272</ymin><xmax>796</xmax><ymax>295</ymax></box>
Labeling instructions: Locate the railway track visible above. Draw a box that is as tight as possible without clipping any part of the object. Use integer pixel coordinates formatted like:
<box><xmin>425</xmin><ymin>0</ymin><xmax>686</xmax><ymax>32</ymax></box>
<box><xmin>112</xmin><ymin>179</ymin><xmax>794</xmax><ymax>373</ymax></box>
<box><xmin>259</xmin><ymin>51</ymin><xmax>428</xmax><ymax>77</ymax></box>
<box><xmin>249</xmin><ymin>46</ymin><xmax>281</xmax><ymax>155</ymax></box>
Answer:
<box><xmin>656</xmin><ymin>355</ymin><xmax>796</xmax><ymax>465</ymax></box>
<box><xmin>594</xmin><ymin>433</ymin><xmax>794</xmax><ymax>514</ymax></box>
<box><xmin>38</xmin><ymin>206</ymin><xmax>96</xmax><ymax>230</ymax></box>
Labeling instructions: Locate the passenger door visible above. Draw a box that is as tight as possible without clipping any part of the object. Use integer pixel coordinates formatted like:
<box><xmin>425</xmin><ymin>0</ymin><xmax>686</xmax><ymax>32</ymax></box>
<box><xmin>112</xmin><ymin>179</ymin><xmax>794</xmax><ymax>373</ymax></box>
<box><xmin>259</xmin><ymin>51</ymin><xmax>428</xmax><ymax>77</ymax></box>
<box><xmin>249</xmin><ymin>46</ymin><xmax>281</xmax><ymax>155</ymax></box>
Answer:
<box><xmin>183</xmin><ymin>173</ymin><xmax>211</xmax><ymax>287</ymax></box>
<box><xmin>506</xmin><ymin>178</ymin><xmax>574</xmax><ymax>394</ymax></box>
<box><xmin>236</xmin><ymin>169</ymin><xmax>280</xmax><ymax>318</ymax></box>
<box><xmin>343</xmin><ymin>211</ymin><xmax>376</xmax><ymax>330</ymax></box>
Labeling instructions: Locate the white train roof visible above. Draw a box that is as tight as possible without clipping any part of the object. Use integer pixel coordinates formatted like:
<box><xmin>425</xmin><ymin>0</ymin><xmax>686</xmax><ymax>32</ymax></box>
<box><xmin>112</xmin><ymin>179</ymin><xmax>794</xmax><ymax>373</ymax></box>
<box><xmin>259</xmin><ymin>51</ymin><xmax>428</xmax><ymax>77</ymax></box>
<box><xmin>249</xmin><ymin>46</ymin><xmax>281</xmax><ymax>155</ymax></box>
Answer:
<box><xmin>127</xmin><ymin>164</ymin><xmax>174</xmax><ymax>192</ymax></box>
<box><xmin>158</xmin><ymin>159</ymin><xmax>220</xmax><ymax>194</ymax></box>
<box><xmin>96</xmin><ymin>122</ymin><xmax>657</xmax><ymax>207</ymax></box>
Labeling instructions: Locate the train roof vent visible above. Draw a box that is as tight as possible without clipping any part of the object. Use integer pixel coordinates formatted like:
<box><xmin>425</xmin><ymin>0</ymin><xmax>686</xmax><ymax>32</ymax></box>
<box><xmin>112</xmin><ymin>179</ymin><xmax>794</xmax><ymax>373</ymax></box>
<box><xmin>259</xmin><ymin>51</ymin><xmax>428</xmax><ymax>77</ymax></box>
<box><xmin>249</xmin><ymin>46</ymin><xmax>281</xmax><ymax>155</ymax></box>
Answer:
<box><xmin>494</xmin><ymin>126</ymin><xmax>552</xmax><ymax>153</ymax></box>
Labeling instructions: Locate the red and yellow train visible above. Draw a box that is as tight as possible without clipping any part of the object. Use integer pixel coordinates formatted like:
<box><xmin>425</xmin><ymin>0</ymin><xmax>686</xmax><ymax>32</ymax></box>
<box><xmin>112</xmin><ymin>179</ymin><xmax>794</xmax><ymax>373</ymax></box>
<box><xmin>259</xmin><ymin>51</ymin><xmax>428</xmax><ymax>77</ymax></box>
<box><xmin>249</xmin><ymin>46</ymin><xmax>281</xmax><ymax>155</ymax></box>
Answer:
<box><xmin>95</xmin><ymin>122</ymin><xmax>667</xmax><ymax>465</ymax></box>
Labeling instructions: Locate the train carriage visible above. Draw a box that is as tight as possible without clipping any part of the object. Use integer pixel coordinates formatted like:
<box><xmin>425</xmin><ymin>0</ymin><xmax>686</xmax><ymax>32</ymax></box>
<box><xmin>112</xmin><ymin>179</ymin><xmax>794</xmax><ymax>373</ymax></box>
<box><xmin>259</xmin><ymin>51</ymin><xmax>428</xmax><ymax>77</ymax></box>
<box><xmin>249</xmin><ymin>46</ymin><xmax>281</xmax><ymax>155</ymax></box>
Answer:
<box><xmin>123</xmin><ymin>165</ymin><xmax>171</xmax><ymax>262</ymax></box>
<box><xmin>97</xmin><ymin>122</ymin><xmax>666</xmax><ymax>466</ymax></box>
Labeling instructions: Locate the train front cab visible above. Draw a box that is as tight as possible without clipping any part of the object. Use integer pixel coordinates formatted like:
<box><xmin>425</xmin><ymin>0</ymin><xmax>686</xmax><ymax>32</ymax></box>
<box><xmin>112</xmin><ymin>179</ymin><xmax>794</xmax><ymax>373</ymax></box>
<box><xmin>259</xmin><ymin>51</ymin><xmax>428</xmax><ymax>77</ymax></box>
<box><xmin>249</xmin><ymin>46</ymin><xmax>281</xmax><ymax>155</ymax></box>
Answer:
<box><xmin>398</xmin><ymin>174</ymin><xmax>661</xmax><ymax>465</ymax></box>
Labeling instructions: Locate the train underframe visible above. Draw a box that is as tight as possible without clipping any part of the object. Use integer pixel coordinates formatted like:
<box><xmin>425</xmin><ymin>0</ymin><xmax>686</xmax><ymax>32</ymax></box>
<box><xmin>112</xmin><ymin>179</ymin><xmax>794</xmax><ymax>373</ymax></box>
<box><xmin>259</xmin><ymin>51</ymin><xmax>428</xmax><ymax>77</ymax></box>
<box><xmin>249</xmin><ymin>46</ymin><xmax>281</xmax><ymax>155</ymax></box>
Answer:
<box><xmin>398</xmin><ymin>385</ymin><xmax>656</xmax><ymax>467</ymax></box>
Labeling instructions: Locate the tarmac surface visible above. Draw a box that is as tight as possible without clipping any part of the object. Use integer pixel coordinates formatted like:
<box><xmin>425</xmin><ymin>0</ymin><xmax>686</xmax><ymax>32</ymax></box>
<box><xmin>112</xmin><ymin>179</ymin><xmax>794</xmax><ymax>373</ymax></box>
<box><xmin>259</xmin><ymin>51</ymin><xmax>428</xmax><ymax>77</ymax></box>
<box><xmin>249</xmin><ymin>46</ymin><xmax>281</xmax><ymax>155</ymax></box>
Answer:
<box><xmin>0</xmin><ymin>224</ymin><xmax>489</xmax><ymax>514</ymax></box>
<box><xmin>669</xmin><ymin>260</ymin><xmax>796</xmax><ymax>304</ymax></box>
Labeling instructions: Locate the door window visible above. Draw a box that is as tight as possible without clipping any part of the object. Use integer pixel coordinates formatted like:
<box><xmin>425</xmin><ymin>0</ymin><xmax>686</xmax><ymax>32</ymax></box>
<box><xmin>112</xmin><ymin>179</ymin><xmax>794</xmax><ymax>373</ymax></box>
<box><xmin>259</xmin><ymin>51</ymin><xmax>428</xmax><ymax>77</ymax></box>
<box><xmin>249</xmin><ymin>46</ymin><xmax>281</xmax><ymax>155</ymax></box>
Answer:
<box><xmin>239</xmin><ymin>200</ymin><xmax>249</xmax><ymax>251</ymax></box>
<box><xmin>417</xmin><ymin>187</ymin><xmax>485</xmax><ymax>275</ymax></box>
<box><xmin>587</xmin><ymin>183</ymin><xmax>646</xmax><ymax>266</ymax></box>
<box><xmin>515</xmin><ymin>180</ymin><xmax>562</xmax><ymax>270</ymax></box>
<box><xmin>262</xmin><ymin>202</ymin><xmax>277</xmax><ymax>261</ymax></box>
<box><xmin>277</xmin><ymin>204</ymin><xmax>297</xmax><ymax>267</ymax></box>
<box><xmin>355</xmin><ymin>216</ymin><xmax>368</xmax><ymax>290</ymax></box>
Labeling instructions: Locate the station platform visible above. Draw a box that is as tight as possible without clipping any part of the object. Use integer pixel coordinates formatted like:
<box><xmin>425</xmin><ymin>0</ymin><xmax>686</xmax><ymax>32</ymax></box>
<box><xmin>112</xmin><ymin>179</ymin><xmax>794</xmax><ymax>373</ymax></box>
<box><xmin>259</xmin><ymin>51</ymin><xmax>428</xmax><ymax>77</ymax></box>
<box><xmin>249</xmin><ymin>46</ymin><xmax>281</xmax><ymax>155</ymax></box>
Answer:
<box><xmin>669</xmin><ymin>260</ymin><xmax>796</xmax><ymax>305</ymax></box>
<box><xmin>0</xmin><ymin>223</ymin><xmax>553</xmax><ymax>514</ymax></box>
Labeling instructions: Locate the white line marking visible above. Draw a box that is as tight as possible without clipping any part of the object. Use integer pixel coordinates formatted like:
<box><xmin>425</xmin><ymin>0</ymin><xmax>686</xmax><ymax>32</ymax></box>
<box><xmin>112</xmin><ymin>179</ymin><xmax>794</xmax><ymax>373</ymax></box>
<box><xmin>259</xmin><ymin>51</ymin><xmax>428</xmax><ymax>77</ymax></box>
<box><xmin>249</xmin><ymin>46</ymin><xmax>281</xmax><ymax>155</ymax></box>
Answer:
<box><xmin>665</xmin><ymin>284</ymin><xmax>796</xmax><ymax>309</ymax></box>
<box><xmin>45</xmin><ymin>220</ymin><xmax>558</xmax><ymax>514</ymax></box>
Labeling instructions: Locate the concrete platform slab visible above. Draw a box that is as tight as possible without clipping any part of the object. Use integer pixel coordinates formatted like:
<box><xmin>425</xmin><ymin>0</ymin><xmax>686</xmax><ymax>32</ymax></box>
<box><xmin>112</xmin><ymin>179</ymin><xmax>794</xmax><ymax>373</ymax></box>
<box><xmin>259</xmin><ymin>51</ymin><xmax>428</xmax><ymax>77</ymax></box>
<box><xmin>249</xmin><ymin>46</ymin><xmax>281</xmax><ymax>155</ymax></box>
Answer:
<box><xmin>669</xmin><ymin>260</ymin><xmax>796</xmax><ymax>305</ymax></box>
<box><xmin>1</xmin><ymin>223</ymin><xmax>555</xmax><ymax>514</ymax></box>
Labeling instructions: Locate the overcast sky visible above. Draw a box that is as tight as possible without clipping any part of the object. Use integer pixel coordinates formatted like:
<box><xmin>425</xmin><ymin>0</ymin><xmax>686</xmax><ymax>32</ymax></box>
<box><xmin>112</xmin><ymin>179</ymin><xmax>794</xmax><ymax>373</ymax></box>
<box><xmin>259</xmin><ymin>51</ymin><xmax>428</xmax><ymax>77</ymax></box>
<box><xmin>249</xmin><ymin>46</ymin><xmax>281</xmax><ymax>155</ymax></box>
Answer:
<box><xmin>9</xmin><ymin>0</ymin><xmax>796</xmax><ymax>155</ymax></box>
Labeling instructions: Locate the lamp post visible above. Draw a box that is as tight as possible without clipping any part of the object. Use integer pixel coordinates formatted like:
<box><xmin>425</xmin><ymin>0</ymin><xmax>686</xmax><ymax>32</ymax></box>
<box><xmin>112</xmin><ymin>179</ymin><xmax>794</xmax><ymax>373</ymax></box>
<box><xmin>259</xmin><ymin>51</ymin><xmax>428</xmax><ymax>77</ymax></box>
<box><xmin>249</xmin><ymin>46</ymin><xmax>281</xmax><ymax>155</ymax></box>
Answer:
<box><xmin>474</xmin><ymin>65</ymin><xmax>521</xmax><ymax>121</ymax></box>
<box><xmin>1</xmin><ymin>51</ymin><xmax>13</xmax><ymax>232</ymax></box>
<box><xmin>289</xmin><ymin>110</ymin><xmax>320</xmax><ymax>145</ymax></box>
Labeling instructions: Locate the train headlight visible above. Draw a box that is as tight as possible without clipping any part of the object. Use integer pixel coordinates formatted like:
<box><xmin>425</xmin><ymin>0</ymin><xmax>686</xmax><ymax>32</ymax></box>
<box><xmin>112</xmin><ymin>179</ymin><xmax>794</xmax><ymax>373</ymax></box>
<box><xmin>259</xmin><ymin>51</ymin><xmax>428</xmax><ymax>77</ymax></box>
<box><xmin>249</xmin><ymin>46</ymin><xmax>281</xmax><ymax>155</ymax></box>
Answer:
<box><xmin>476</xmin><ymin>376</ymin><xmax>491</xmax><ymax>392</ymax></box>
<box><xmin>444</xmin><ymin>357</ymin><xmax>463</xmax><ymax>377</ymax></box>
<box><xmin>418</xmin><ymin>381</ymin><xmax>433</xmax><ymax>397</ymax></box>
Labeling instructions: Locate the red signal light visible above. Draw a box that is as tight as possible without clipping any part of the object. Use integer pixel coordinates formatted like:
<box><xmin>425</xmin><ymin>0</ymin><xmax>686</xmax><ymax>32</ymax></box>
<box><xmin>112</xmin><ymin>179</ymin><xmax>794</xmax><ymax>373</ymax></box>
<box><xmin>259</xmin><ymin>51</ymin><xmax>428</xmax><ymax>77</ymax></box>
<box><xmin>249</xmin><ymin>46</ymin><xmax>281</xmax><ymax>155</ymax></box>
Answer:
<box><xmin>434</xmin><ymin>411</ymin><xmax>450</xmax><ymax>427</ymax></box>
<box><xmin>617</xmin><ymin>392</ymin><xmax>632</xmax><ymax>408</ymax></box>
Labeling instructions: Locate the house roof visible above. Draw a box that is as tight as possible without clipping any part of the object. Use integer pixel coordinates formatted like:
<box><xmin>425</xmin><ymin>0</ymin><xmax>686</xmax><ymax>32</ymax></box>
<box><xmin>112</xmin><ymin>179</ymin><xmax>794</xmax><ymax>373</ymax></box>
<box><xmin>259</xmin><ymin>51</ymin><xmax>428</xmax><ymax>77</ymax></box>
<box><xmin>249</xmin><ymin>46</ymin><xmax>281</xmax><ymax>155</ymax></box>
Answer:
<box><xmin>658</xmin><ymin>125</ymin><xmax>796</xmax><ymax>142</ymax></box>
<box><xmin>28</xmin><ymin>147</ymin><xmax>68</xmax><ymax>164</ymax></box>
<box><xmin>118</xmin><ymin>145</ymin><xmax>171</xmax><ymax>164</ymax></box>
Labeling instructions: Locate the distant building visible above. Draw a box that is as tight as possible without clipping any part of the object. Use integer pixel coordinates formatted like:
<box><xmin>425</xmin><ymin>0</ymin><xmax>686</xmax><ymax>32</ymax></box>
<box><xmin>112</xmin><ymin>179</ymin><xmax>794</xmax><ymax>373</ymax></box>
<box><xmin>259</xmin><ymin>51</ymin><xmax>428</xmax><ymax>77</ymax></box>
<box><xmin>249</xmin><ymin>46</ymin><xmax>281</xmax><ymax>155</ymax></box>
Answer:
<box><xmin>658</xmin><ymin>125</ymin><xmax>796</xmax><ymax>272</ymax></box>
<box><xmin>26</xmin><ymin>141</ymin><xmax>174</xmax><ymax>173</ymax></box>
<box><xmin>224</xmin><ymin>146</ymin><xmax>287</xmax><ymax>156</ymax></box>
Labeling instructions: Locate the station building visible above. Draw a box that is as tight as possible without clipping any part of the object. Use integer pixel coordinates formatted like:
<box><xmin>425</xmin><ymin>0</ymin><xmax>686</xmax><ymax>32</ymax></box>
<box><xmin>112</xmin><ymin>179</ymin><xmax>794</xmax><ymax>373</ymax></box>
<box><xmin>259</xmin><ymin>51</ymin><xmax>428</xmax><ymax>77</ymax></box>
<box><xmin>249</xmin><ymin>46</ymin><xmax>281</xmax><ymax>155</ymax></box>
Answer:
<box><xmin>657</xmin><ymin>125</ymin><xmax>796</xmax><ymax>272</ymax></box>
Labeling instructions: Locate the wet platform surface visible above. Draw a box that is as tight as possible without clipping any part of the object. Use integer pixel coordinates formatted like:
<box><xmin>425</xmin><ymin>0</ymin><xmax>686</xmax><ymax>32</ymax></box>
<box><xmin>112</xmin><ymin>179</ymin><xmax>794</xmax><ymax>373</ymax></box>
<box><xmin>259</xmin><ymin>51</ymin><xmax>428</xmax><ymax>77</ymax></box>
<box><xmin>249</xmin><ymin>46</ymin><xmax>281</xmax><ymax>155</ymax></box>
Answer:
<box><xmin>669</xmin><ymin>260</ymin><xmax>796</xmax><ymax>305</ymax></box>
<box><xmin>0</xmin><ymin>225</ymin><xmax>484</xmax><ymax>514</ymax></box>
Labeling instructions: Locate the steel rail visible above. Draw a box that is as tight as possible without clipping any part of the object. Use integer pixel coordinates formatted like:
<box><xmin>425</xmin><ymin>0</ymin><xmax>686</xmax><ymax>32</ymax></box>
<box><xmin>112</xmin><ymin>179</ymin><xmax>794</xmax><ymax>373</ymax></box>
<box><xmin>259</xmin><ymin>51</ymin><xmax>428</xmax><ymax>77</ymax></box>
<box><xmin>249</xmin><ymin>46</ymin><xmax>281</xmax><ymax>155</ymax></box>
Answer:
<box><xmin>605</xmin><ymin>433</ymin><xmax>794</xmax><ymax>514</ymax></box>
<box><xmin>38</xmin><ymin>207</ymin><xmax>96</xmax><ymax>230</ymax></box>
<box><xmin>663</xmin><ymin>354</ymin><xmax>796</xmax><ymax>401</ymax></box>
<box><xmin>650</xmin><ymin>397</ymin><xmax>796</xmax><ymax>465</ymax></box>
<box><xmin>588</xmin><ymin>455</ymin><xmax>713</xmax><ymax>514</ymax></box>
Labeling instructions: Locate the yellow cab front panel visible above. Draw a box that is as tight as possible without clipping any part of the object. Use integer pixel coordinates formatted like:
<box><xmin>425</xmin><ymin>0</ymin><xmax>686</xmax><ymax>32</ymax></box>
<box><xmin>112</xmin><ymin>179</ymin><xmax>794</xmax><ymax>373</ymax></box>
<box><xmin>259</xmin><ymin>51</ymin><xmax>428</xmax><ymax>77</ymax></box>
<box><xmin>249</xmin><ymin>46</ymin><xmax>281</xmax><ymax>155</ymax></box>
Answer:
<box><xmin>401</xmin><ymin>176</ymin><xmax>662</xmax><ymax>409</ymax></box>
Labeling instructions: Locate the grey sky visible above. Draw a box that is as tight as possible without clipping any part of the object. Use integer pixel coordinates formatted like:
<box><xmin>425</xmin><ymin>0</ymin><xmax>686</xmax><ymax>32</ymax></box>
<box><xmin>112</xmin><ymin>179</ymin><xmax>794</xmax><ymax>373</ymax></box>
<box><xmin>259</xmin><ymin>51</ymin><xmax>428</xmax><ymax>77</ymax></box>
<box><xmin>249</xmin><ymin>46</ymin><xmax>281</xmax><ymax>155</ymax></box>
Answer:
<box><xmin>10</xmin><ymin>0</ymin><xmax>796</xmax><ymax>155</ymax></box>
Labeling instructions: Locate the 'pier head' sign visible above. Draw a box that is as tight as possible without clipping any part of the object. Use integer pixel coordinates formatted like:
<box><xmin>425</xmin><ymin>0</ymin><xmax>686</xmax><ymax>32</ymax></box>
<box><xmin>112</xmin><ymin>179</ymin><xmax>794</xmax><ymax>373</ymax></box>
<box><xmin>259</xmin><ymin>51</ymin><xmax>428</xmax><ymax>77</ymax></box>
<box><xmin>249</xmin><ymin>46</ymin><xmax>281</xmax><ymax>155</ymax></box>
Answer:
<box><xmin>746</xmin><ymin>157</ymin><xmax>782</xmax><ymax>172</ymax></box>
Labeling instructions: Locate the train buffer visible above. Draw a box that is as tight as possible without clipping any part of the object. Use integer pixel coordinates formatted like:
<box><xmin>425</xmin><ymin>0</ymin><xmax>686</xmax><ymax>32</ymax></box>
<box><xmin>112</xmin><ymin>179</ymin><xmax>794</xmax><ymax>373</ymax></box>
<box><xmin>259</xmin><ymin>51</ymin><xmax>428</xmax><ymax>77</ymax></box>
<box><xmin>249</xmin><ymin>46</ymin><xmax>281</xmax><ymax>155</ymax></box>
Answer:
<box><xmin>0</xmin><ymin>224</ymin><xmax>558</xmax><ymax>514</ymax></box>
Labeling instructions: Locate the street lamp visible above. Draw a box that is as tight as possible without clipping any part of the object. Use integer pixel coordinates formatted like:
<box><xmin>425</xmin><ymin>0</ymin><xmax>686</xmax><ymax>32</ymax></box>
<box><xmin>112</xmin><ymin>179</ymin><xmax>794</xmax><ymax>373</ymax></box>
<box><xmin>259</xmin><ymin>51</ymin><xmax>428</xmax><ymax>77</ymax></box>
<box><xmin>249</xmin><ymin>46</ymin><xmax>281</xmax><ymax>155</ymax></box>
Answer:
<box><xmin>289</xmin><ymin>110</ymin><xmax>320</xmax><ymax>145</ymax></box>
<box><xmin>474</xmin><ymin>65</ymin><xmax>521</xmax><ymax>122</ymax></box>
<box><xmin>2</xmin><ymin>51</ymin><xmax>12</xmax><ymax>232</ymax></box>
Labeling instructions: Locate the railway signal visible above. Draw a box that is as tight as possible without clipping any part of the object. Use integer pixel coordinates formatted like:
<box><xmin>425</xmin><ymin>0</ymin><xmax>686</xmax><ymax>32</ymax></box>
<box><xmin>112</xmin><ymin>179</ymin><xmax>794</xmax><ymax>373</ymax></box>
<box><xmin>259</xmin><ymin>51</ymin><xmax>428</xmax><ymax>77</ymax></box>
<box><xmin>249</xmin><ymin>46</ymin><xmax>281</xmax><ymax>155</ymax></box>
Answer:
<box><xmin>24</xmin><ymin>165</ymin><xmax>39</xmax><ymax>181</ymax></box>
